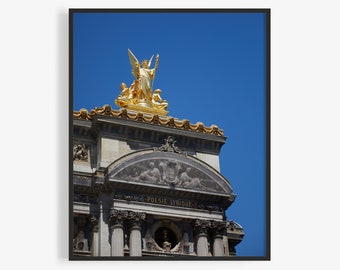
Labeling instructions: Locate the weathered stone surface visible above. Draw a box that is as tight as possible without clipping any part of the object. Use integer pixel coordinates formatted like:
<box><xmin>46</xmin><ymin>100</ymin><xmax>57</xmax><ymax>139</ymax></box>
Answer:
<box><xmin>108</xmin><ymin>150</ymin><xmax>233</xmax><ymax>196</ymax></box>
<box><xmin>72</xmin><ymin>111</ymin><xmax>244</xmax><ymax>258</ymax></box>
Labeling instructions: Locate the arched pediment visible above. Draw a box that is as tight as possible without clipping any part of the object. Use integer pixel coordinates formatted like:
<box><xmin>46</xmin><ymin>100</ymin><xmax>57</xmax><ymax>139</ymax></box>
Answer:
<box><xmin>107</xmin><ymin>149</ymin><xmax>233</xmax><ymax>196</ymax></box>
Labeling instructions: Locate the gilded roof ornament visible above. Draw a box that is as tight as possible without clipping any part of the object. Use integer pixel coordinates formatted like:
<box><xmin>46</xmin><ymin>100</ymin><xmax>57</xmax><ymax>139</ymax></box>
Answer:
<box><xmin>115</xmin><ymin>49</ymin><xmax>168</xmax><ymax>116</ymax></box>
<box><xmin>73</xmin><ymin>106</ymin><xmax>224</xmax><ymax>136</ymax></box>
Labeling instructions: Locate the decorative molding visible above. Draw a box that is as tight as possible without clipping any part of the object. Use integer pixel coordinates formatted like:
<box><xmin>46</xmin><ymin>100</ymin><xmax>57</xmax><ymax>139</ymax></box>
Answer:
<box><xmin>113</xmin><ymin>191</ymin><xmax>226</xmax><ymax>211</ymax></box>
<box><xmin>73</xmin><ymin>105</ymin><xmax>224</xmax><ymax>136</ymax></box>
<box><xmin>226</xmin><ymin>220</ymin><xmax>243</xmax><ymax>231</ymax></box>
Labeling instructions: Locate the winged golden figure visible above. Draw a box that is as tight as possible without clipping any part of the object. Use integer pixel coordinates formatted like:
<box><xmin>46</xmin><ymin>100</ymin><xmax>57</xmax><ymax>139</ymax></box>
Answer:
<box><xmin>115</xmin><ymin>49</ymin><xmax>168</xmax><ymax>115</ymax></box>
<box><xmin>128</xmin><ymin>48</ymin><xmax>158</xmax><ymax>100</ymax></box>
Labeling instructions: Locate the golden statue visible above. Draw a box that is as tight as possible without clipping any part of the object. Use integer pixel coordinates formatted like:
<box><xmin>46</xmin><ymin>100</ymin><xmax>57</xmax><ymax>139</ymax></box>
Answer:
<box><xmin>115</xmin><ymin>49</ymin><xmax>168</xmax><ymax>115</ymax></box>
<box><xmin>152</xmin><ymin>89</ymin><xmax>168</xmax><ymax>110</ymax></box>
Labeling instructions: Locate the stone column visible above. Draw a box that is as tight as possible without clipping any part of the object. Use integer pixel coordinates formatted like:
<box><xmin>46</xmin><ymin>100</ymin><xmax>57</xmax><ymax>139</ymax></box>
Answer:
<box><xmin>98</xmin><ymin>202</ymin><xmax>111</xmax><ymax>256</ymax></box>
<box><xmin>90</xmin><ymin>216</ymin><xmax>99</xmax><ymax>256</ymax></box>
<box><xmin>223</xmin><ymin>235</ymin><xmax>230</xmax><ymax>256</ymax></box>
<box><xmin>193</xmin><ymin>219</ymin><xmax>210</xmax><ymax>256</ymax></box>
<box><xmin>128</xmin><ymin>212</ymin><xmax>146</xmax><ymax>256</ymax></box>
<box><xmin>213</xmin><ymin>235</ymin><xmax>224</xmax><ymax>256</ymax></box>
<box><xmin>109</xmin><ymin>210</ymin><xmax>128</xmax><ymax>256</ymax></box>
<box><xmin>210</xmin><ymin>221</ymin><xmax>226</xmax><ymax>256</ymax></box>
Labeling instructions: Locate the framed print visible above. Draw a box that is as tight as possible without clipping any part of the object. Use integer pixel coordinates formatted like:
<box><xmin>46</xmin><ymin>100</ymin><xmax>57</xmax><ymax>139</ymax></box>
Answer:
<box><xmin>70</xmin><ymin>9</ymin><xmax>270</xmax><ymax>260</ymax></box>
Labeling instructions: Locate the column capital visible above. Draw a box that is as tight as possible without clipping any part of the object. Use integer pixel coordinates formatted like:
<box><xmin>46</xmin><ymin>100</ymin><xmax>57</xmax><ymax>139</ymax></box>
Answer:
<box><xmin>109</xmin><ymin>210</ymin><xmax>128</xmax><ymax>228</ymax></box>
<box><xmin>193</xmin><ymin>219</ymin><xmax>227</xmax><ymax>238</ymax></box>
<box><xmin>210</xmin><ymin>220</ymin><xmax>226</xmax><ymax>238</ymax></box>
<box><xmin>127</xmin><ymin>211</ymin><xmax>146</xmax><ymax>230</ymax></box>
<box><xmin>193</xmin><ymin>219</ymin><xmax>211</xmax><ymax>236</ymax></box>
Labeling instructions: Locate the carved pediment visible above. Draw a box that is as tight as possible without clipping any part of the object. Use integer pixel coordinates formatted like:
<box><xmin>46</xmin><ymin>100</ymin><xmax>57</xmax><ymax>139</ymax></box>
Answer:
<box><xmin>107</xmin><ymin>150</ymin><xmax>233</xmax><ymax>195</ymax></box>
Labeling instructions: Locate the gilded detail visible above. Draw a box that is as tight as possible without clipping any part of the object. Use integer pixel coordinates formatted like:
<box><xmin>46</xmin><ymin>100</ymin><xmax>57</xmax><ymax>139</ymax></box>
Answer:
<box><xmin>115</xmin><ymin>49</ymin><xmax>168</xmax><ymax>115</ymax></box>
<box><xmin>73</xmin><ymin>49</ymin><xmax>224</xmax><ymax>136</ymax></box>
<box><xmin>73</xmin><ymin>106</ymin><xmax>224</xmax><ymax>136</ymax></box>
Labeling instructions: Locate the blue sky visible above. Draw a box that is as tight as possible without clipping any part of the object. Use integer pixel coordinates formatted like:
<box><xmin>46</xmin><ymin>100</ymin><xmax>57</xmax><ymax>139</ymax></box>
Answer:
<box><xmin>72</xmin><ymin>10</ymin><xmax>268</xmax><ymax>257</ymax></box>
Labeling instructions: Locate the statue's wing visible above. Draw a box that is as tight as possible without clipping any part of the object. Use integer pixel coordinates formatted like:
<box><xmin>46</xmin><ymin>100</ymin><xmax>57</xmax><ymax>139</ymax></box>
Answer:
<box><xmin>148</xmin><ymin>55</ymin><xmax>154</xmax><ymax>68</ymax></box>
<box><xmin>128</xmin><ymin>49</ymin><xmax>139</xmax><ymax>78</ymax></box>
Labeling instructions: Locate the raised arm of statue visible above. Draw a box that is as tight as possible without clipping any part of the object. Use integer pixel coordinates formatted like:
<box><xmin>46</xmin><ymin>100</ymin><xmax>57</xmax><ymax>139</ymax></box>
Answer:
<box><xmin>155</xmin><ymin>54</ymin><xmax>159</xmax><ymax>70</ymax></box>
<box><xmin>135</xmin><ymin>62</ymin><xmax>140</xmax><ymax>80</ymax></box>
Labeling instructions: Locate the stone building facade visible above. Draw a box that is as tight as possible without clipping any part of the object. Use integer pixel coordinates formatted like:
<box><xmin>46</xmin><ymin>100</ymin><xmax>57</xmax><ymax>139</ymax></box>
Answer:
<box><xmin>72</xmin><ymin>105</ymin><xmax>244</xmax><ymax>258</ymax></box>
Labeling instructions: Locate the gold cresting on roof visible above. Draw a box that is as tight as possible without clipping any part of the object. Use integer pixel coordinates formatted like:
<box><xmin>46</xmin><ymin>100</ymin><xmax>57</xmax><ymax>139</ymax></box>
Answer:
<box><xmin>73</xmin><ymin>105</ymin><xmax>224</xmax><ymax>136</ymax></box>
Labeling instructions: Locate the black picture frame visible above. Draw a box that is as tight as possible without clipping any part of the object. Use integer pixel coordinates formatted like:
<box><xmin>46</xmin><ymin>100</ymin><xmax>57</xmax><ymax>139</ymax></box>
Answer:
<box><xmin>69</xmin><ymin>8</ymin><xmax>270</xmax><ymax>261</ymax></box>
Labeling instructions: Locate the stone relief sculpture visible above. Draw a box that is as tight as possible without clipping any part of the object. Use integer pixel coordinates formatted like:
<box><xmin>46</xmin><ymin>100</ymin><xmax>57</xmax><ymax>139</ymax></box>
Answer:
<box><xmin>139</xmin><ymin>161</ymin><xmax>162</xmax><ymax>183</ymax></box>
<box><xmin>73</xmin><ymin>144</ymin><xmax>88</xmax><ymax>161</ymax></box>
<box><xmin>154</xmin><ymin>136</ymin><xmax>182</xmax><ymax>153</ymax></box>
<box><xmin>144</xmin><ymin>229</ymin><xmax>164</xmax><ymax>252</ymax></box>
<box><xmin>159</xmin><ymin>160</ymin><xmax>181</xmax><ymax>185</ymax></box>
<box><xmin>115</xmin><ymin>159</ymin><xmax>222</xmax><ymax>192</ymax></box>
<box><xmin>73</xmin><ymin>230</ymin><xmax>89</xmax><ymax>251</ymax></box>
<box><xmin>113</xmin><ymin>137</ymin><xmax>226</xmax><ymax>192</ymax></box>
<box><xmin>179</xmin><ymin>167</ymin><xmax>202</xmax><ymax>188</ymax></box>
<box><xmin>143</xmin><ymin>228</ymin><xmax>191</xmax><ymax>254</ymax></box>
<box><xmin>73</xmin><ymin>216</ymin><xmax>90</xmax><ymax>252</ymax></box>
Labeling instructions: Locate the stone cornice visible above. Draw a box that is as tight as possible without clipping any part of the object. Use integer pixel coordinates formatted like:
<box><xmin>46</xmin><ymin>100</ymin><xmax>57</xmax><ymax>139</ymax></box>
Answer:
<box><xmin>73</xmin><ymin>105</ymin><xmax>224</xmax><ymax>136</ymax></box>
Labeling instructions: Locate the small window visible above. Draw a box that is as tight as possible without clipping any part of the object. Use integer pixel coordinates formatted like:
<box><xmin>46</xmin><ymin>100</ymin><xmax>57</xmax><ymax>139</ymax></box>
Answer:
<box><xmin>154</xmin><ymin>227</ymin><xmax>177</xmax><ymax>251</ymax></box>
